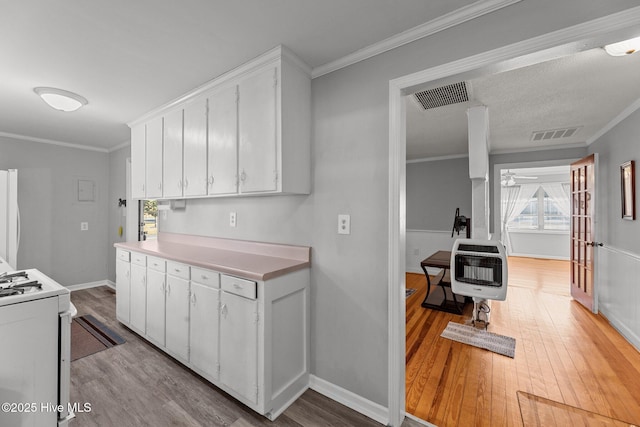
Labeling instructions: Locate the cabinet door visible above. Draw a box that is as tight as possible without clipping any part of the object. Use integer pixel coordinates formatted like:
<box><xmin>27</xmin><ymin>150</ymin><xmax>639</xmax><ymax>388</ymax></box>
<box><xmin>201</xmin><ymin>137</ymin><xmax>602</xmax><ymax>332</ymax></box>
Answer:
<box><xmin>220</xmin><ymin>292</ymin><xmax>258</xmax><ymax>404</ymax></box>
<box><xmin>146</xmin><ymin>117</ymin><xmax>164</xmax><ymax>198</ymax></box>
<box><xmin>115</xmin><ymin>259</ymin><xmax>131</xmax><ymax>324</ymax></box>
<box><xmin>208</xmin><ymin>85</ymin><xmax>238</xmax><ymax>195</ymax></box>
<box><xmin>130</xmin><ymin>264</ymin><xmax>147</xmax><ymax>333</ymax></box>
<box><xmin>190</xmin><ymin>283</ymin><xmax>220</xmax><ymax>380</ymax></box>
<box><xmin>238</xmin><ymin>66</ymin><xmax>278</xmax><ymax>193</ymax></box>
<box><xmin>131</xmin><ymin>124</ymin><xmax>146</xmax><ymax>199</ymax></box>
<box><xmin>166</xmin><ymin>275</ymin><xmax>190</xmax><ymax>361</ymax></box>
<box><xmin>163</xmin><ymin>109</ymin><xmax>184</xmax><ymax>198</ymax></box>
<box><xmin>146</xmin><ymin>269</ymin><xmax>166</xmax><ymax>346</ymax></box>
<box><xmin>183</xmin><ymin>99</ymin><xmax>208</xmax><ymax>197</ymax></box>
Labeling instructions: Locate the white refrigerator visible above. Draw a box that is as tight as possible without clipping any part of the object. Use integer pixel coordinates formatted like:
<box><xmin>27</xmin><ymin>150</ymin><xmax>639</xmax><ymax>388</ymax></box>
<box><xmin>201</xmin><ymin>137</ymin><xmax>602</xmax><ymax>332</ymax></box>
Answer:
<box><xmin>0</xmin><ymin>169</ymin><xmax>19</xmax><ymax>269</ymax></box>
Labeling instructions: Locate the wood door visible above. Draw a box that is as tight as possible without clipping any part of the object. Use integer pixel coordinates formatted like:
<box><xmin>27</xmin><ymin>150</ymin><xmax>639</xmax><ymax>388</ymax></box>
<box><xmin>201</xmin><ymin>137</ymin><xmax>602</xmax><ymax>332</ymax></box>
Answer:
<box><xmin>570</xmin><ymin>154</ymin><xmax>597</xmax><ymax>312</ymax></box>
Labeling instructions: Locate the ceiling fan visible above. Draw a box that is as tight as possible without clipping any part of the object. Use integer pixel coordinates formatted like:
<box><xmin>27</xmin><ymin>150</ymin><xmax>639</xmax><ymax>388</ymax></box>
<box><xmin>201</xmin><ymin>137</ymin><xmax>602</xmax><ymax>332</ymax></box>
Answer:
<box><xmin>500</xmin><ymin>170</ymin><xmax>537</xmax><ymax>186</ymax></box>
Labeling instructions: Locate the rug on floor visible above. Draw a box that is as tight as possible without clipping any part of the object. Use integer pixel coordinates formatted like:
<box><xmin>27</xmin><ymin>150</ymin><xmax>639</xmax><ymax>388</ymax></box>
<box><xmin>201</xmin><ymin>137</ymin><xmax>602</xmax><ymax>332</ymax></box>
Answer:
<box><xmin>440</xmin><ymin>321</ymin><xmax>516</xmax><ymax>358</ymax></box>
<box><xmin>406</xmin><ymin>288</ymin><xmax>417</xmax><ymax>298</ymax></box>
<box><xmin>71</xmin><ymin>314</ymin><xmax>125</xmax><ymax>361</ymax></box>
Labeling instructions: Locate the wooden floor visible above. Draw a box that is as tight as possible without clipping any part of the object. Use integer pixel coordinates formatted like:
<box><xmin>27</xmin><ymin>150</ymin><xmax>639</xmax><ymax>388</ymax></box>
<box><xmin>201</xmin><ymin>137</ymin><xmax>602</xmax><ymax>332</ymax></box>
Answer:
<box><xmin>70</xmin><ymin>286</ymin><xmax>424</xmax><ymax>427</ymax></box>
<box><xmin>405</xmin><ymin>256</ymin><xmax>640</xmax><ymax>427</ymax></box>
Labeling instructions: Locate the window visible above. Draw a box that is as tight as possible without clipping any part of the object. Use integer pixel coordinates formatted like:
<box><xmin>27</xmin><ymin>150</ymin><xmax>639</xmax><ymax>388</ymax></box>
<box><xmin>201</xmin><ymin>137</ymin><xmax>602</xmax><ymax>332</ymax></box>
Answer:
<box><xmin>508</xmin><ymin>186</ymin><xmax>569</xmax><ymax>231</ymax></box>
<box><xmin>139</xmin><ymin>200</ymin><xmax>158</xmax><ymax>240</ymax></box>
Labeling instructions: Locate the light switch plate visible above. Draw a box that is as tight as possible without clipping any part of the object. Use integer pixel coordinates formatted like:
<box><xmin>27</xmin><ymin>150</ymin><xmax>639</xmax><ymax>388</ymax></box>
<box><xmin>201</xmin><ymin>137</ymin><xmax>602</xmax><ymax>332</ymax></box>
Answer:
<box><xmin>338</xmin><ymin>214</ymin><xmax>350</xmax><ymax>234</ymax></box>
<box><xmin>81</xmin><ymin>222</ymin><xmax>89</xmax><ymax>231</ymax></box>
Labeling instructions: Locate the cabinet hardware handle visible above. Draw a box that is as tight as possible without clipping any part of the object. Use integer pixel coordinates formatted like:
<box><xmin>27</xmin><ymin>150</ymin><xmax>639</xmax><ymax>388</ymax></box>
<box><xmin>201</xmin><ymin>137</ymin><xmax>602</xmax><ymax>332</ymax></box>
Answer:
<box><xmin>208</xmin><ymin>176</ymin><xmax>214</xmax><ymax>185</ymax></box>
<box><xmin>201</xmin><ymin>275</ymin><xmax>208</xmax><ymax>280</ymax></box>
<box><xmin>191</xmin><ymin>293</ymin><xmax>196</xmax><ymax>304</ymax></box>
<box><xmin>178</xmin><ymin>179</ymin><xmax>182</xmax><ymax>188</ymax></box>
<box><xmin>233</xmin><ymin>284</ymin><xmax>242</xmax><ymax>289</ymax></box>
<box><xmin>126</xmin><ymin>271</ymin><xmax>130</xmax><ymax>278</ymax></box>
<box><xmin>221</xmin><ymin>303</ymin><xmax>227</xmax><ymax>316</ymax></box>
<box><xmin>240</xmin><ymin>171</ymin><xmax>246</xmax><ymax>182</ymax></box>
<box><xmin>167</xmin><ymin>283</ymin><xmax>171</xmax><ymax>295</ymax></box>
<box><xmin>174</xmin><ymin>268</ymin><xmax>180</xmax><ymax>273</ymax></box>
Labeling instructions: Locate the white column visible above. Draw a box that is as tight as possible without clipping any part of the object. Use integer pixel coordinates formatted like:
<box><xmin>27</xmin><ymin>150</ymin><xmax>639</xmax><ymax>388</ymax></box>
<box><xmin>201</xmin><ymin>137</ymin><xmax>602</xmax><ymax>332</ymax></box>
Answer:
<box><xmin>467</xmin><ymin>105</ymin><xmax>490</xmax><ymax>241</ymax></box>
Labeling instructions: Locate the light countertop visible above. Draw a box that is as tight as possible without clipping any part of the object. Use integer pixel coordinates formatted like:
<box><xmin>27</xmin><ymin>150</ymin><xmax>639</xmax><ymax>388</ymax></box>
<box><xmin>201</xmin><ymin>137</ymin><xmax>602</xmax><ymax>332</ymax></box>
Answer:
<box><xmin>114</xmin><ymin>233</ymin><xmax>311</xmax><ymax>281</ymax></box>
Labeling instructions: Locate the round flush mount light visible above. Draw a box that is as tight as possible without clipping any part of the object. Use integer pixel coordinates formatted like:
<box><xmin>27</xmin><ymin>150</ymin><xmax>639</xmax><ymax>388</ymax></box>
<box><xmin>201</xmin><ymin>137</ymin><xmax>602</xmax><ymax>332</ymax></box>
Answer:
<box><xmin>34</xmin><ymin>87</ymin><xmax>88</xmax><ymax>112</ymax></box>
<box><xmin>604</xmin><ymin>36</ymin><xmax>640</xmax><ymax>56</ymax></box>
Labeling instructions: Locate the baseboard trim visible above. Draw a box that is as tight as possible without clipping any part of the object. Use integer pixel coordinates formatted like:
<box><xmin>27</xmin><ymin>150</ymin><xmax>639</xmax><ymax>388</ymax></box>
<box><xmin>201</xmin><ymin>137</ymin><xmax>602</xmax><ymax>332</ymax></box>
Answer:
<box><xmin>308</xmin><ymin>375</ymin><xmax>388</xmax><ymax>425</ymax></box>
<box><xmin>405</xmin><ymin>412</ymin><xmax>438</xmax><ymax>427</ymax></box>
<box><xmin>599</xmin><ymin>308</ymin><xmax>640</xmax><ymax>353</ymax></box>
<box><xmin>68</xmin><ymin>280</ymin><xmax>114</xmax><ymax>292</ymax></box>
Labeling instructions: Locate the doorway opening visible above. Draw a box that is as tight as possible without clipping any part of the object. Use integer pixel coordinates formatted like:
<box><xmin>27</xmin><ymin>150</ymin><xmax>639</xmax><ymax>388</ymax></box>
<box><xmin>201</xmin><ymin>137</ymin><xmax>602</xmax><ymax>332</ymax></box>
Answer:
<box><xmin>388</xmin><ymin>14</ymin><xmax>640</xmax><ymax>427</ymax></box>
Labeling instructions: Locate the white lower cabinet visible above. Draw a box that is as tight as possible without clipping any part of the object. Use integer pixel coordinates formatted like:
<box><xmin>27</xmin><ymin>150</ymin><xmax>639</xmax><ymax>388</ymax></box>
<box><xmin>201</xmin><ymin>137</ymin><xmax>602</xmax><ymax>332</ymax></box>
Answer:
<box><xmin>166</xmin><ymin>274</ymin><xmax>190</xmax><ymax>361</ymax></box>
<box><xmin>220</xmin><ymin>289</ymin><xmax>259</xmax><ymax>404</ymax></box>
<box><xmin>115</xmin><ymin>257</ymin><xmax>130</xmax><ymax>324</ymax></box>
<box><xmin>129</xmin><ymin>263</ymin><xmax>147</xmax><ymax>334</ymax></box>
<box><xmin>146</xmin><ymin>268</ymin><xmax>166</xmax><ymax>346</ymax></box>
<box><xmin>115</xmin><ymin>250</ymin><xmax>309</xmax><ymax>420</ymax></box>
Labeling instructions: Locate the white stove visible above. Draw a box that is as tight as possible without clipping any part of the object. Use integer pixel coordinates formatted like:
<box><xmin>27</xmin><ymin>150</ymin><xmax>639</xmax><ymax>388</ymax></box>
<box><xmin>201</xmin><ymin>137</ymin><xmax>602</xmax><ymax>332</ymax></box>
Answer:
<box><xmin>0</xmin><ymin>264</ymin><xmax>76</xmax><ymax>427</ymax></box>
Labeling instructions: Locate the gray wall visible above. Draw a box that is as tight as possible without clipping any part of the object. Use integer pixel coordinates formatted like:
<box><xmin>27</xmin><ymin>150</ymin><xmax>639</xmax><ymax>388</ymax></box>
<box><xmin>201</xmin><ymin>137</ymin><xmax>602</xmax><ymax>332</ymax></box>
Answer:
<box><xmin>145</xmin><ymin>0</ymin><xmax>640</xmax><ymax>408</ymax></box>
<box><xmin>589</xmin><ymin>108</ymin><xmax>640</xmax><ymax>254</ymax></box>
<box><xmin>406</xmin><ymin>158</ymin><xmax>471</xmax><ymax>230</ymax></box>
<box><xmin>0</xmin><ymin>135</ymin><xmax>109</xmax><ymax>286</ymax></box>
<box><xmin>107</xmin><ymin>145</ymin><xmax>129</xmax><ymax>282</ymax></box>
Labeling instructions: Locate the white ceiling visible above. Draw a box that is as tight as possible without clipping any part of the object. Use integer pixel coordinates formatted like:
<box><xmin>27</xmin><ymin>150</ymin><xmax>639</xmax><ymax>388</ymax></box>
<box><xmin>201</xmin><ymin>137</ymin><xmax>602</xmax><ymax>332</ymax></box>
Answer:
<box><xmin>0</xmin><ymin>0</ymin><xmax>478</xmax><ymax>151</ymax></box>
<box><xmin>406</xmin><ymin>47</ymin><xmax>640</xmax><ymax>160</ymax></box>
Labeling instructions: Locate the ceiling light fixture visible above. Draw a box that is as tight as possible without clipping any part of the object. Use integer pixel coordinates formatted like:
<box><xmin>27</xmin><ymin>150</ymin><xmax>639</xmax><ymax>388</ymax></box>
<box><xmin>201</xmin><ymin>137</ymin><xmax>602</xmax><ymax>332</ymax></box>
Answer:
<box><xmin>604</xmin><ymin>36</ymin><xmax>640</xmax><ymax>56</ymax></box>
<box><xmin>34</xmin><ymin>87</ymin><xmax>88</xmax><ymax>112</ymax></box>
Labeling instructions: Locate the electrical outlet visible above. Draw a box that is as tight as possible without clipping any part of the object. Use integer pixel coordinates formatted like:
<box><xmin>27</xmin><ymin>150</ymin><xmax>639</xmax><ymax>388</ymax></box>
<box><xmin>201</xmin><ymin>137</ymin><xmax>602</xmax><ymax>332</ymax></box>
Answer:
<box><xmin>338</xmin><ymin>214</ymin><xmax>350</xmax><ymax>234</ymax></box>
<box><xmin>230</xmin><ymin>212</ymin><xmax>237</xmax><ymax>227</ymax></box>
<box><xmin>81</xmin><ymin>222</ymin><xmax>89</xmax><ymax>231</ymax></box>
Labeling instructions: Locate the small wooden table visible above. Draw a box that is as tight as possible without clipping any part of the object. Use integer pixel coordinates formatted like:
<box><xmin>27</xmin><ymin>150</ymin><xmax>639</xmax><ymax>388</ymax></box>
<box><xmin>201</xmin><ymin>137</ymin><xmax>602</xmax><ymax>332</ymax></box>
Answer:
<box><xmin>420</xmin><ymin>250</ymin><xmax>466</xmax><ymax>314</ymax></box>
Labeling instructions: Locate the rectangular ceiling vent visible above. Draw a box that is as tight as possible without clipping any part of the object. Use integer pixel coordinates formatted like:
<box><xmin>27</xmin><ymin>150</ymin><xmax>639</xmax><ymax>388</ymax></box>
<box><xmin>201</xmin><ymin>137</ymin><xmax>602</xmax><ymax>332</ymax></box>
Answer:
<box><xmin>414</xmin><ymin>82</ymin><xmax>469</xmax><ymax>110</ymax></box>
<box><xmin>531</xmin><ymin>126</ymin><xmax>581</xmax><ymax>142</ymax></box>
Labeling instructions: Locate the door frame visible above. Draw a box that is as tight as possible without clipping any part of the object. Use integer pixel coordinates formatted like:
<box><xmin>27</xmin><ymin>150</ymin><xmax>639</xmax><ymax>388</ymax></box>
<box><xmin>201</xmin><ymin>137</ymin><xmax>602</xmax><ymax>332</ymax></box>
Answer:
<box><xmin>387</xmin><ymin>8</ymin><xmax>640</xmax><ymax>426</ymax></box>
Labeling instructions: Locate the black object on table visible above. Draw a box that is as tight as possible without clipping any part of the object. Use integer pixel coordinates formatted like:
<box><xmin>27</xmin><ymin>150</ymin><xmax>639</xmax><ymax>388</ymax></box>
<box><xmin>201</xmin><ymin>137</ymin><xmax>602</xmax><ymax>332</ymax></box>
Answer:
<box><xmin>420</xmin><ymin>250</ymin><xmax>467</xmax><ymax>314</ymax></box>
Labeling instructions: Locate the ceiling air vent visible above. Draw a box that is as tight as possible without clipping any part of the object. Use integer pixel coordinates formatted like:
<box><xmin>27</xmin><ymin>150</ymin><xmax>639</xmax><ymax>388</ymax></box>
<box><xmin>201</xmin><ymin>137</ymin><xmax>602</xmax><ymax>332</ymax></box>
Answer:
<box><xmin>531</xmin><ymin>126</ymin><xmax>581</xmax><ymax>142</ymax></box>
<box><xmin>414</xmin><ymin>82</ymin><xmax>469</xmax><ymax>110</ymax></box>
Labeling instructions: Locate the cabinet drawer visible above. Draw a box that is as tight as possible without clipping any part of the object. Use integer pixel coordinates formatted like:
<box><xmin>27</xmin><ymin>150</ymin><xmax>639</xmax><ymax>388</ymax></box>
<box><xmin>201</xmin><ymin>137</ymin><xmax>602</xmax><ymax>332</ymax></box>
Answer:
<box><xmin>191</xmin><ymin>267</ymin><xmax>220</xmax><ymax>289</ymax></box>
<box><xmin>131</xmin><ymin>252</ymin><xmax>146</xmax><ymax>267</ymax></box>
<box><xmin>221</xmin><ymin>275</ymin><xmax>256</xmax><ymax>300</ymax></box>
<box><xmin>117</xmin><ymin>249</ymin><xmax>130</xmax><ymax>262</ymax></box>
<box><xmin>147</xmin><ymin>256</ymin><xmax>166</xmax><ymax>272</ymax></box>
<box><xmin>167</xmin><ymin>261</ymin><xmax>190</xmax><ymax>280</ymax></box>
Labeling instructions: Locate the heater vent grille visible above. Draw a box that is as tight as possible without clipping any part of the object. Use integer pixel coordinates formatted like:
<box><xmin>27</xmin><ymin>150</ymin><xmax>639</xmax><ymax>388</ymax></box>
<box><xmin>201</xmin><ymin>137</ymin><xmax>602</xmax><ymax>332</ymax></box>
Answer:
<box><xmin>414</xmin><ymin>82</ymin><xmax>469</xmax><ymax>110</ymax></box>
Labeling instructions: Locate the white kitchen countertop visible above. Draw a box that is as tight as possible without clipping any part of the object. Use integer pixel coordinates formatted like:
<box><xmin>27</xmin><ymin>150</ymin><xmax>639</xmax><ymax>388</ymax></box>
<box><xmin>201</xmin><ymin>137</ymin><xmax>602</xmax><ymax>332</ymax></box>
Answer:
<box><xmin>114</xmin><ymin>233</ymin><xmax>311</xmax><ymax>281</ymax></box>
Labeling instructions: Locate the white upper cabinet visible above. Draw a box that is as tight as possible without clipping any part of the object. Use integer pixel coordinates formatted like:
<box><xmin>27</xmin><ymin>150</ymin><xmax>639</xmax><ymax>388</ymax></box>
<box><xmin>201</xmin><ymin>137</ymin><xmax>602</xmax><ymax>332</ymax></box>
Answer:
<box><xmin>208</xmin><ymin>85</ymin><xmax>238</xmax><ymax>196</ymax></box>
<box><xmin>146</xmin><ymin>117</ymin><xmax>164</xmax><ymax>199</ymax></box>
<box><xmin>238</xmin><ymin>67</ymin><xmax>278</xmax><ymax>194</ymax></box>
<box><xmin>130</xmin><ymin>124</ymin><xmax>146</xmax><ymax>199</ymax></box>
<box><xmin>128</xmin><ymin>46</ymin><xmax>310</xmax><ymax>200</ymax></box>
<box><xmin>183</xmin><ymin>98</ymin><xmax>208</xmax><ymax>197</ymax></box>
<box><xmin>163</xmin><ymin>109</ymin><xmax>184</xmax><ymax>198</ymax></box>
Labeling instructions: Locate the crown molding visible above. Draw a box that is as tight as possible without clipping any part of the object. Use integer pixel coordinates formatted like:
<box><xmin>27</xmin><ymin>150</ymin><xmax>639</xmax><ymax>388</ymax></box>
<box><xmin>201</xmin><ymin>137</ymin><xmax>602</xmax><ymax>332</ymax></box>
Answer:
<box><xmin>311</xmin><ymin>0</ymin><xmax>523</xmax><ymax>79</ymax></box>
<box><xmin>0</xmin><ymin>131</ymin><xmax>109</xmax><ymax>153</ymax></box>
<box><xmin>587</xmin><ymin>97</ymin><xmax>640</xmax><ymax>145</ymax></box>
<box><xmin>108</xmin><ymin>139</ymin><xmax>131</xmax><ymax>153</ymax></box>
<box><xmin>489</xmin><ymin>142</ymin><xmax>587</xmax><ymax>156</ymax></box>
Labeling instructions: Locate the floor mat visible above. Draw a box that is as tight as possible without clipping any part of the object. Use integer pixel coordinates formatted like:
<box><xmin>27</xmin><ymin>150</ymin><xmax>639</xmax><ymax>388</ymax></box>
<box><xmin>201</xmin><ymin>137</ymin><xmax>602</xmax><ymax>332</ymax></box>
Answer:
<box><xmin>517</xmin><ymin>391</ymin><xmax>638</xmax><ymax>426</ymax></box>
<box><xmin>71</xmin><ymin>314</ymin><xmax>125</xmax><ymax>361</ymax></box>
<box><xmin>440</xmin><ymin>321</ymin><xmax>515</xmax><ymax>358</ymax></box>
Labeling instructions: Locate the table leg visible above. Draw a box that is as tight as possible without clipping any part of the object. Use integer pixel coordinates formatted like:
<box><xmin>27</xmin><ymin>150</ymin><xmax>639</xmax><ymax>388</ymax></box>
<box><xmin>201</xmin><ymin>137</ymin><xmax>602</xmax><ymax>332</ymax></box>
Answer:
<box><xmin>420</xmin><ymin>264</ymin><xmax>432</xmax><ymax>308</ymax></box>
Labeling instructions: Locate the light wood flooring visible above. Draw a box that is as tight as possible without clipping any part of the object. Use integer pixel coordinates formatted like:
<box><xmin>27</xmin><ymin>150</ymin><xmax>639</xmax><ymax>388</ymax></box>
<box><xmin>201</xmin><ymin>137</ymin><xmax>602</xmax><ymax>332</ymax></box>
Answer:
<box><xmin>405</xmin><ymin>256</ymin><xmax>640</xmax><ymax>426</ymax></box>
<box><xmin>70</xmin><ymin>286</ymin><xmax>425</xmax><ymax>427</ymax></box>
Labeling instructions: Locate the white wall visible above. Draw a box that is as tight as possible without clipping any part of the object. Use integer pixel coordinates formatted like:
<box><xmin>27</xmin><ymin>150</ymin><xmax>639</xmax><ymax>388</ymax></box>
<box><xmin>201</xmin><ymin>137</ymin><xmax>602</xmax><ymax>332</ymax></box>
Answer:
<box><xmin>589</xmin><ymin>105</ymin><xmax>640</xmax><ymax>350</ymax></box>
<box><xmin>107</xmin><ymin>145</ymin><xmax>129</xmax><ymax>282</ymax></box>
<box><xmin>0</xmin><ymin>135</ymin><xmax>109</xmax><ymax>286</ymax></box>
<box><xmin>154</xmin><ymin>0</ymin><xmax>640</xmax><ymax>409</ymax></box>
<box><xmin>508</xmin><ymin>230</ymin><xmax>569</xmax><ymax>259</ymax></box>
